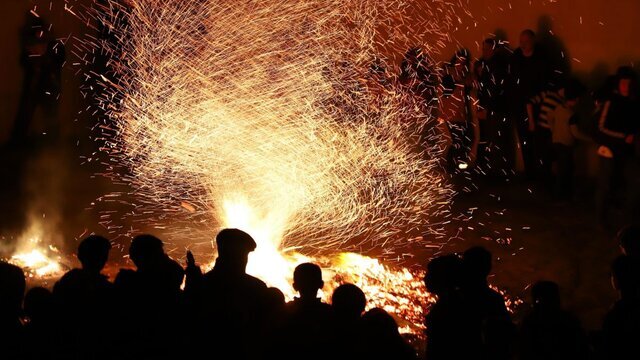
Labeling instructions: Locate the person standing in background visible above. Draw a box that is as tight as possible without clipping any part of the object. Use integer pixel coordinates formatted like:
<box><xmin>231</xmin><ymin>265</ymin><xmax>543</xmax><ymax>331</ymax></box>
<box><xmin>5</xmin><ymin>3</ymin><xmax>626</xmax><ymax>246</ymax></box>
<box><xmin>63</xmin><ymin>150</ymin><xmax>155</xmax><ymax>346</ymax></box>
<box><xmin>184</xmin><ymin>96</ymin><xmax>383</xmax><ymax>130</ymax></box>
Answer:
<box><xmin>595</xmin><ymin>67</ymin><xmax>640</xmax><ymax>229</ymax></box>
<box><xmin>507</xmin><ymin>30</ymin><xmax>549</xmax><ymax>179</ymax></box>
<box><xmin>544</xmin><ymin>80</ymin><xmax>591</xmax><ymax>201</ymax></box>
<box><xmin>474</xmin><ymin>38</ymin><xmax>511</xmax><ymax>177</ymax></box>
<box><xmin>11</xmin><ymin>12</ymin><xmax>65</xmax><ymax>146</ymax></box>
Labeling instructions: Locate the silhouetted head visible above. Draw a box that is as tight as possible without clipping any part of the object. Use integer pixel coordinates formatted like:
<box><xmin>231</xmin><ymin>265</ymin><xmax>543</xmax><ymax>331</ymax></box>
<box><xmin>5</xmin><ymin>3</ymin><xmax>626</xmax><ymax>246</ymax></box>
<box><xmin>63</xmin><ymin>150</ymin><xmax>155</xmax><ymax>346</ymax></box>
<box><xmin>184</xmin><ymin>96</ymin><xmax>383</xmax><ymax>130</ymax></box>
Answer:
<box><xmin>482</xmin><ymin>38</ymin><xmax>496</xmax><ymax>60</ymax></box>
<box><xmin>129</xmin><ymin>234</ymin><xmax>165</xmax><ymax>270</ymax></box>
<box><xmin>441</xmin><ymin>75</ymin><xmax>456</xmax><ymax>96</ymax></box>
<box><xmin>564</xmin><ymin>78</ymin><xmax>586</xmax><ymax>108</ymax></box>
<box><xmin>519</xmin><ymin>29</ymin><xmax>536</xmax><ymax>56</ymax></box>
<box><xmin>616</xmin><ymin>66</ymin><xmax>637</xmax><ymax>98</ymax></box>
<box><xmin>362</xmin><ymin>308</ymin><xmax>400</xmax><ymax>339</ymax></box>
<box><xmin>215</xmin><ymin>228</ymin><xmax>256</xmax><ymax>273</ymax></box>
<box><xmin>531</xmin><ymin>281</ymin><xmax>561</xmax><ymax>310</ymax></box>
<box><xmin>24</xmin><ymin>287</ymin><xmax>55</xmax><ymax>323</ymax></box>
<box><xmin>462</xmin><ymin>246</ymin><xmax>492</xmax><ymax>286</ymax></box>
<box><xmin>450</xmin><ymin>49</ymin><xmax>470</xmax><ymax>68</ymax></box>
<box><xmin>293</xmin><ymin>262</ymin><xmax>324</xmax><ymax>299</ymax></box>
<box><xmin>400</xmin><ymin>46</ymin><xmax>431</xmax><ymax>79</ymax></box>
<box><xmin>23</xmin><ymin>11</ymin><xmax>46</xmax><ymax>32</ymax></box>
<box><xmin>77</xmin><ymin>235</ymin><xmax>111</xmax><ymax>273</ymax></box>
<box><xmin>369</xmin><ymin>57</ymin><xmax>387</xmax><ymax>76</ymax></box>
<box><xmin>617</xmin><ymin>225</ymin><xmax>640</xmax><ymax>257</ymax></box>
<box><xmin>446</xmin><ymin>49</ymin><xmax>470</xmax><ymax>82</ymax></box>
<box><xmin>611</xmin><ymin>255</ymin><xmax>640</xmax><ymax>298</ymax></box>
<box><xmin>332</xmin><ymin>283</ymin><xmax>366</xmax><ymax>320</ymax></box>
<box><xmin>403</xmin><ymin>47</ymin><xmax>425</xmax><ymax>65</ymax></box>
<box><xmin>0</xmin><ymin>261</ymin><xmax>26</xmax><ymax>320</ymax></box>
<box><xmin>424</xmin><ymin>254</ymin><xmax>462</xmax><ymax>296</ymax></box>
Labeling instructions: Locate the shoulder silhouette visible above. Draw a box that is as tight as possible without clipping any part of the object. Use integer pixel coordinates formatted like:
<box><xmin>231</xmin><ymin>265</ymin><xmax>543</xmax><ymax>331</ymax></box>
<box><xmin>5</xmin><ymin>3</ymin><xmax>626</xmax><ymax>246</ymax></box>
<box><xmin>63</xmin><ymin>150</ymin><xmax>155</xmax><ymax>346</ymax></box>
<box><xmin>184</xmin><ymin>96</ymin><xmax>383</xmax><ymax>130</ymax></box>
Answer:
<box><xmin>53</xmin><ymin>235</ymin><xmax>114</xmax><ymax>360</ymax></box>
<box><xmin>279</xmin><ymin>263</ymin><xmax>336</xmax><ymax>359</ymax></box>
<box><xmin>602</xmin><ymin>255</ymin><xmax>640</xmax><ymax>360</ymax></box>
<box><xmin>360</xmin><ymin>308</ymin><xmax>417</xmax><ymax>360</ymax></box>
<box><xmin>519</xmin><ymin>281</ymin><xmax>588</xmax><ymax>360</ymax></box>
<box><xmin>461</xmin><ymin>246</ymin><xmax>514</xmax><ymax>360</ymax></box>
<box><xmin>0</xmin><ymin>260</ymin><xmax>26</xmax><ymax>358</ymax></box>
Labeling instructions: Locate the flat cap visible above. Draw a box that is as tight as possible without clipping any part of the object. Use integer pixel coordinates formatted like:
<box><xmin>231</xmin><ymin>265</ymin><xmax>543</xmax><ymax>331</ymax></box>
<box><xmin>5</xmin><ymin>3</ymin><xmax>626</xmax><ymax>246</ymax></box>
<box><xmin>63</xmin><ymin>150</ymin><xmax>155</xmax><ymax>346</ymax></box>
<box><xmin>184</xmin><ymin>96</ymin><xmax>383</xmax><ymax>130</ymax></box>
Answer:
<box><xmin>216</xmin><ymin>228</ymin><xmax>257</xmax><ymax>255</ymax></box>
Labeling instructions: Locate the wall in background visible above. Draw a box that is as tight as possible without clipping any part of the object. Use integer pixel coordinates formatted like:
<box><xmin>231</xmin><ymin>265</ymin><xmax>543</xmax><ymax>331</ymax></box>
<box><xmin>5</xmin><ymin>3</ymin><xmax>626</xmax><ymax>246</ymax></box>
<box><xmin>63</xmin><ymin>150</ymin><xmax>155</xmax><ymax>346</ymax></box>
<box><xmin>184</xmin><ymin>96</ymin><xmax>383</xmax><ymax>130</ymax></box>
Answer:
<box><xmin>445</xmin><ymin>0</ymin><xmax>640</xmax><ymax>82</ymax></box>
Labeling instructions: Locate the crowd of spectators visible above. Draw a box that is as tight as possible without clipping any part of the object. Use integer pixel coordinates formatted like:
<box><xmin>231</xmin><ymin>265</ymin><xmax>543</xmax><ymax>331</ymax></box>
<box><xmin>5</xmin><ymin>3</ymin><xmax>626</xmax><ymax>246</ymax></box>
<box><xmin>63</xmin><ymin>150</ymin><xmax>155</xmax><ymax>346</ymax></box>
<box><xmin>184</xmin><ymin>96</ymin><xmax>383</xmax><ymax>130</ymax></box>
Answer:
<box><xmin>0</xmin><ymin>226</ymin><xmax>639</xmax><ymax>359</ymax></box>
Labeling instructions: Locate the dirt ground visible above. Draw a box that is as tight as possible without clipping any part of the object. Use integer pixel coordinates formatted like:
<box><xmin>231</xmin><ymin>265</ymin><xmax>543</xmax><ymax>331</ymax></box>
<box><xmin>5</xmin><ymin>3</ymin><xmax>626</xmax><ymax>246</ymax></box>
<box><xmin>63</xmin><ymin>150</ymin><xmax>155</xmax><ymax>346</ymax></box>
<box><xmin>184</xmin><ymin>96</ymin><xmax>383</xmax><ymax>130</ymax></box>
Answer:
<box><xmin>435</xmin><ymin>175</ymin><xmax>621</xmax><ymax>331</ymax></box>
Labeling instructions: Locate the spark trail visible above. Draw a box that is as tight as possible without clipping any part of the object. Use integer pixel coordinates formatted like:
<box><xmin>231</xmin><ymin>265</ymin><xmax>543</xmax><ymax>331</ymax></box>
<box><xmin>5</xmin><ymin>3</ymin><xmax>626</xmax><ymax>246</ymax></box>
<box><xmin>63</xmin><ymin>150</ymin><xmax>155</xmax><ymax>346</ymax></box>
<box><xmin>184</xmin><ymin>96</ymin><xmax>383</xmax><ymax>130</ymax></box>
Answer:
<box><xmin>91</xmin><ymin>0</ymin><xmax>457</xmax><ymax>257</ymax></box>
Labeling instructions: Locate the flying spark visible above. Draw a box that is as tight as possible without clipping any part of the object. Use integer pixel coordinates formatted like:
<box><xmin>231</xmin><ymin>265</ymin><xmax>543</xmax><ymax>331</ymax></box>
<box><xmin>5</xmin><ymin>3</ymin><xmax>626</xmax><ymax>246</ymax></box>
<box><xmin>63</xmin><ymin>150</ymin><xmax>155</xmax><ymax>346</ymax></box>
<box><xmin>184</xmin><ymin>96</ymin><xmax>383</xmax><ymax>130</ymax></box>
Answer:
<box><xmin>74</xmin><ymin>0</ymin><xmax>475</xmax><ymax>334</ymax></box>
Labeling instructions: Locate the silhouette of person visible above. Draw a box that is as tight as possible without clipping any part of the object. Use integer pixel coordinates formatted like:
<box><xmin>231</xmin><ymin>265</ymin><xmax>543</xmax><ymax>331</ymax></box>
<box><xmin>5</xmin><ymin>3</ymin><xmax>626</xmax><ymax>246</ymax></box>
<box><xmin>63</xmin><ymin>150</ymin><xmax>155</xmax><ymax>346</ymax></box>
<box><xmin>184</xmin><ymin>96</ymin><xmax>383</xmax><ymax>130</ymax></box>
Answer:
<box><xmin>12</xmin><ymin>12</ymin><xmax>65</xmax><ymax>145</ymax></box>
<box><xmin>262</xmin><ymin>286</ymin><xmax>288</xmax><ymax>358</ymax></box>
<box><xmin>187</xmin><ymin>228</ymin><xmax>270</xmax><ymax>359</ymax></box>
<box><xmin>595</xmin><ymin>67</ymin><xmax>640</xmax><ymax>228</ymax></box>
<box><xmin>53</xmin><ymin>235</ymin><xmax>114</xmax><ymax>360</ymax></box>
<box><xmin>508</xmin><ymin>29</ymin><xmax>550</xmax><ymax>178</ymax></box>
<box><xmin>424</xmin><ymin>254</ymin><xmax>474</xmax><ymax>360</ymax></box>
<box><xmin>399</xmin><ymin>46</ymin><xmax>440</xmax><ymax>144</ymax></box>
<box><xmin>439</xmin><ymin>49</ymin><xmax>481</xmax><ymax>172</ymax></box>
<box><xmin>279</xmin><ymin>263</ymin><xmax>336</xmax><ymax>359</ymax></box>
<box><xmin>360</xmin><ymin>308</ymin><xmax>417</xmax><ymax>360</ymax></box>
<box><xmin>474</xmin><ymin>38</ymin><xmax>511</xmax><ymax>175</ymax></box>
<box><xmin>23</xmin><ymin>287</ymin><xmax>61</xmax><ymax>359</ymax></box>
<box><xmin>114</xmin><ymin>234</ymin><xmax>185</xmax><ymax>360</ymax></box>
<box><xmin>460</xmin><ymin>246</ymin><xmax>514</xmax><ymax>360</ymax></box>
<box><xmin>617</xmin><ymin>225</ymin><xmax>640</xmax><ymax>258</ymax></box>
<box><xmin>518</xmin><ymin>281</ymin><xmax>588</xmax><ymax>360</ymax></box>
<box><xmin>602</xmin><ymin>255</ymin><xmax>640</xmax><ymax>360</ymax></box>
<box><xmin>331</xmin><ymin>283</ymin><xmax>367</xmax><ymax>357</ymax></box>
<box><xmin>0</xmin><ymin>261</ymin><xmax>26</xmax><ymax>358</ymax></box>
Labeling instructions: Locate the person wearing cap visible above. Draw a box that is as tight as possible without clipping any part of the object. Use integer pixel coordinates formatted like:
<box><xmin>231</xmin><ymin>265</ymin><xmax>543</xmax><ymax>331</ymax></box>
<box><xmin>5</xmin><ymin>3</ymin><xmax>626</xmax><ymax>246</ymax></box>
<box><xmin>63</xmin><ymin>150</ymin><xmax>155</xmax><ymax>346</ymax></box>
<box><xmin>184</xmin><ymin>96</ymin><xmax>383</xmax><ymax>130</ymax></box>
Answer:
<box><xmin>187</xmin><ymin>228</ymin><xmax>269</xmax><ymax>359</ymax></box>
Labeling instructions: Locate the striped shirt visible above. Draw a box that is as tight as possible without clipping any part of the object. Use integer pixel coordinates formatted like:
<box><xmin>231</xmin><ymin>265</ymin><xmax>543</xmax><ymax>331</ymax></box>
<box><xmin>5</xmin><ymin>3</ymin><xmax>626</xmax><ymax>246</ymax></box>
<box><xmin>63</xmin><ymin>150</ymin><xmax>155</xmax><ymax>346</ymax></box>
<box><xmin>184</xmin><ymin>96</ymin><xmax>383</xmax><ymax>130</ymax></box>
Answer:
<box><xmin>528</xmin><ymin>90</ymin><xmax>564</xmax><ymax>129</ymax></box>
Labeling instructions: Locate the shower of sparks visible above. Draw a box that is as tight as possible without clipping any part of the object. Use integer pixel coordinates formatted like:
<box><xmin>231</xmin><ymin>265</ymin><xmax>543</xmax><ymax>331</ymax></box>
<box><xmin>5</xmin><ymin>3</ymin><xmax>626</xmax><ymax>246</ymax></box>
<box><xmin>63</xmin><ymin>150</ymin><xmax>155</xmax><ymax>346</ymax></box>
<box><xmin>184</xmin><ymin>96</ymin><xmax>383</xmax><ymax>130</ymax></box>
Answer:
<box><xmin>72</xmin><ymin>0</ymin><xmax>477</xmax><ymax>334</ymax></box>
<box><xmin>85</xmin><ymin>0</ymin><xmax>462</xmax><ymax>251</ymax></box>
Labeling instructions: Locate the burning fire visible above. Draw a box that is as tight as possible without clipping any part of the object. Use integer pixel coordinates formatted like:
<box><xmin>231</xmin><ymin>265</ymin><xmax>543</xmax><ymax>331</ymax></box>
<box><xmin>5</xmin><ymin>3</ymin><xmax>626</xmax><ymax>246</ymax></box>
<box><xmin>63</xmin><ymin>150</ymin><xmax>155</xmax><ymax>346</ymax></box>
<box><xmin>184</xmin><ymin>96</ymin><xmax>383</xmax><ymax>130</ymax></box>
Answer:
<box><xmin>70</xmin><ymin>0</ymin><xmax>486</xmax><ymax>335</ymax></box>
<box><xmin>11</xmin><ymin>248</ymin><xmax>64</xmax><ymax>279</ymax></box>
<box><xmin>6</xmin><ymin>220</ymin><xmax>65</xmax><ymax>279</ymax></box>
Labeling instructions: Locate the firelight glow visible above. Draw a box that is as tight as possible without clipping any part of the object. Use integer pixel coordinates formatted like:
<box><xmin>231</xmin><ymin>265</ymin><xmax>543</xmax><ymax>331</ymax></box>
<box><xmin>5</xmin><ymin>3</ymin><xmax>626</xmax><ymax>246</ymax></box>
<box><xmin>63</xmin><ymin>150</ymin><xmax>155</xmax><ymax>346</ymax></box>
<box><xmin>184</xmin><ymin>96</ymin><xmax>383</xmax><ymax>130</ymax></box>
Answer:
<box><xmin>77</xmin><ymin>0</ymin><xmax>470</xmax><ymax>333</ymax></box>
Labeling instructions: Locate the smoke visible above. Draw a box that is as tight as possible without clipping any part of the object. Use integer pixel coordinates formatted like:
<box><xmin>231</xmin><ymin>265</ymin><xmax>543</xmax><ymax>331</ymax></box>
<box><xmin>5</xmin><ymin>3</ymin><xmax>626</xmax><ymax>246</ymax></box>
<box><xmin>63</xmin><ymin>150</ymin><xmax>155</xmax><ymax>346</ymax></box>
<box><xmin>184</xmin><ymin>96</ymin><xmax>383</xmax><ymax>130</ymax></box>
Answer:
<box><xmin>1</xmin><ymin>144</ymin><xmax>72</xmax><ymax>276</ymax></box>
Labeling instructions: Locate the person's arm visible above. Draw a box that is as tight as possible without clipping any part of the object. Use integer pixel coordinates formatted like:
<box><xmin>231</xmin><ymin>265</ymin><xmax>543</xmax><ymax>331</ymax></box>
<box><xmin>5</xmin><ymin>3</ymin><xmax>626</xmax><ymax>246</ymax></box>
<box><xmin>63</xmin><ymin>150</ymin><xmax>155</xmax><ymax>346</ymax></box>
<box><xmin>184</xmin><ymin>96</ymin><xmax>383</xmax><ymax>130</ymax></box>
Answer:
<box><xmin>526</xmin><ymin>91</ymin><xmax>544</xmax><ymax>132</ymax></box>
<box><xmin>184</xmin><ymin>250</ymin><xmax>203</xmax><ymax>294</ymax></box>
<box><xmin>598</xmin><ymin>101</ymin><xmax>626</xmax><ymax>139</ymax></box>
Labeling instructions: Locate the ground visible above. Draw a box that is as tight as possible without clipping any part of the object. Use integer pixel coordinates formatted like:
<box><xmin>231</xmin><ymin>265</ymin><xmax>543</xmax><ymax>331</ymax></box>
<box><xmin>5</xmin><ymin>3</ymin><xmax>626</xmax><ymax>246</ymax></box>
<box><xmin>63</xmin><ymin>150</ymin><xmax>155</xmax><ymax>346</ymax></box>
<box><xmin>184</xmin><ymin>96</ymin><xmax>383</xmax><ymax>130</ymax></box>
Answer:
<box><xmin>438</xmin><ymin>175</ymin><xmax>619</xmax><ymax>330</ymax></box>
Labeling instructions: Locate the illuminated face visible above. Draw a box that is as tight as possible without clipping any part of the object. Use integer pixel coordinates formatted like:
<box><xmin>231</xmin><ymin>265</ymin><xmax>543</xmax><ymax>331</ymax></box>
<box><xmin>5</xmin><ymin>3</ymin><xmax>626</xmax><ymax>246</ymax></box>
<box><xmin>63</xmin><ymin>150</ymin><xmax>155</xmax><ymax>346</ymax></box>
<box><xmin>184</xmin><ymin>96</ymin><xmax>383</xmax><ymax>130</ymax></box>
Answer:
<box><xmin>619</xmin><ymin>79</ymin><xmax>631</xmax><ymax>97</ymax></box>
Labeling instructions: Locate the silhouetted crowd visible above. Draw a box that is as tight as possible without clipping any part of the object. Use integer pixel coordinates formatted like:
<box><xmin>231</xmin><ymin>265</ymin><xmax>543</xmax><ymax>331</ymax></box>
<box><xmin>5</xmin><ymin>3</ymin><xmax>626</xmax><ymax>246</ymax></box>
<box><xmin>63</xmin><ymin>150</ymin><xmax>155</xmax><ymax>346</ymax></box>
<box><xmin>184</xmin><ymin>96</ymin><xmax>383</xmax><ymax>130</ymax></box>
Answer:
<box><xmin>1</xmin><ymin>226</ymin><xmax>639</xmax><ymax>360</ymax></box>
